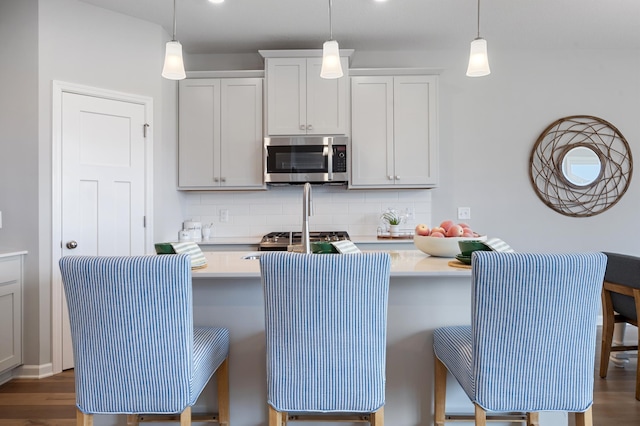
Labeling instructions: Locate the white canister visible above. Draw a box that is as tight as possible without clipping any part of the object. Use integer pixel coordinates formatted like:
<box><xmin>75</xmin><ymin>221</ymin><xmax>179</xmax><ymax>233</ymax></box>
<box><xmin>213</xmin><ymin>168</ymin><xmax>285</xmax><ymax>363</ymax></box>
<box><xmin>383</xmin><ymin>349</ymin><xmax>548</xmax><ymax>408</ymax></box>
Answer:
<box><xmin>178</xmin><ymin>230</ymin><xmax>191</xmax><ymax>242</ymax></box>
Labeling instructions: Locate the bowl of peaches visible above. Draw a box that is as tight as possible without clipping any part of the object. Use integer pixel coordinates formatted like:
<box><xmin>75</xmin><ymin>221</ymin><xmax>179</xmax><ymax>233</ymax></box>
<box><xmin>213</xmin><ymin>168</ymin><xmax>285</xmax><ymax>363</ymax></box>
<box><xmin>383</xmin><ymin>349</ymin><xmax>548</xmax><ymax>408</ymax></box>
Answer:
<box><xmin>413</xmin><ymin>220</ymin><xmax>486</xmax><ymax>258</ymax></box>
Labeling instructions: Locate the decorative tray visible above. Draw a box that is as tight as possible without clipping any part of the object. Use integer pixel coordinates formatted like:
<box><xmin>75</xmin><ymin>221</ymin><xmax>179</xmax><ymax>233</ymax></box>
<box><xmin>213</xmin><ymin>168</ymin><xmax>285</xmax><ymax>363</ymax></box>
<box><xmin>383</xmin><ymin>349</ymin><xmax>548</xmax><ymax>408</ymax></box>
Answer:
<box><xmin>377</xmin><ymin>233</ymin><xmax>414</xmax><ymax>240</ymax></box>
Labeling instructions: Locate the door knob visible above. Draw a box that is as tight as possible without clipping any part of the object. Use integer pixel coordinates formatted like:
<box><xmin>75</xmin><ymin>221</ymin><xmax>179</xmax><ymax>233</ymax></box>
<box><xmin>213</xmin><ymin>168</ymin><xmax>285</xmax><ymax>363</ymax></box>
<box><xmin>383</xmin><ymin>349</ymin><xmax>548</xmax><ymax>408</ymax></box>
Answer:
<box><xmin>66</xmin><ymin>241</ymin><xmax>78</xmax><ymax>249</ymax></box>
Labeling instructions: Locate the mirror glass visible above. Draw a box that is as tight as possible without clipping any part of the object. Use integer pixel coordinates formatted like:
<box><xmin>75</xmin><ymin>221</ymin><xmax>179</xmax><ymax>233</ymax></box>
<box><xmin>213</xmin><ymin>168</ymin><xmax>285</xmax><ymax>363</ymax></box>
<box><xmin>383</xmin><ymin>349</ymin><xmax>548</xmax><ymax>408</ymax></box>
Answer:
<box><xmin>561</xmin><ymin>146</ymin><xmax>601</xmax><ymax>186</ymax></box>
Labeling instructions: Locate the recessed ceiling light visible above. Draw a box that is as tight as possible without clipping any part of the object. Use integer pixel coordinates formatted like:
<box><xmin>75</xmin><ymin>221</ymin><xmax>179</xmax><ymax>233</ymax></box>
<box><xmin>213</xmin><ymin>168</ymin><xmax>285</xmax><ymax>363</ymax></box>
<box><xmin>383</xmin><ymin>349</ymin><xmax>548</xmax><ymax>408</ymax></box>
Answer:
<box><xmin>208</xmin><ymin>0</ymin><xmax>224</xmax><ymax>4</ymax></box>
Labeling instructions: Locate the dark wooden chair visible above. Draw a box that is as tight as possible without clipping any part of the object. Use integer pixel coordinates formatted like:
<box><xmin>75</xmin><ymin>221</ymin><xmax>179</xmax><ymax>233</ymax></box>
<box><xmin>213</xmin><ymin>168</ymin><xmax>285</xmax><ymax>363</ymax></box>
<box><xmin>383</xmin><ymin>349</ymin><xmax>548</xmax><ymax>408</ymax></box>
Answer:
<box><xmin>600</xmin><ymin>252</ymin><xmax>640</xmax><ymax>400</ymax></box>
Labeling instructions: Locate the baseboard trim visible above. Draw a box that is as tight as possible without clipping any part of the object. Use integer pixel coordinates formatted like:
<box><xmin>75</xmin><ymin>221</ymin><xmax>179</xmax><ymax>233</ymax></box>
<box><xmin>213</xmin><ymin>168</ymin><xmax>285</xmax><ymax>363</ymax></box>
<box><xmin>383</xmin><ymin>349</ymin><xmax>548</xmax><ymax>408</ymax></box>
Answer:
<box><xmin>12</xmin><ymin>363</ymin><xmax>54</xmax><ymax>379</ymax></box>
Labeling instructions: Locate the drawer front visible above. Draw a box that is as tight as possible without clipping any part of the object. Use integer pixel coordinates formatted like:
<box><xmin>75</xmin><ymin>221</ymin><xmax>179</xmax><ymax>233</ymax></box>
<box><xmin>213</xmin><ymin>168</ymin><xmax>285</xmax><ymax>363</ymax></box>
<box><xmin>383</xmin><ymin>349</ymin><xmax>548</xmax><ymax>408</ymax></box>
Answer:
<box><xmin>0</xmin><ymin>258</ymin><xmax>20</xmax><ymax>284</ymax></box>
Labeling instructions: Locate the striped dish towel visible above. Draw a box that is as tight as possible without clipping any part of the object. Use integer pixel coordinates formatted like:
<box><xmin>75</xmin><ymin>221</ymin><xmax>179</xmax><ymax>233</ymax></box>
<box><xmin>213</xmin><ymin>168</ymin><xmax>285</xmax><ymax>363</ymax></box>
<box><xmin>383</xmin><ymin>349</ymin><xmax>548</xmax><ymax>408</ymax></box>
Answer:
<box><xmin>331</xmin><ymin>240</ymin><xmax>362</xmax><ymax>254</ymax></box>
<box><xmin>484</xmin><ymin>238</ymin><xmax>515</xmax><ymax>253</ymax></box>
<box><xmin>170</xmin><ymin>242</ymin><xmax>208</xmax><ymax>269</ymax></box>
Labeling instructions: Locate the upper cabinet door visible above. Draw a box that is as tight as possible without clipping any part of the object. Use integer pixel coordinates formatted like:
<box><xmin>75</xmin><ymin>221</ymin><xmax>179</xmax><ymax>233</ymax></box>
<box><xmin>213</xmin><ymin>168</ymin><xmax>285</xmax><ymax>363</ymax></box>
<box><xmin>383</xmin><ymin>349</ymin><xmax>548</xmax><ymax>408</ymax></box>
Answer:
<box><xmin>220</xmin><ymin>78</ymin><xmax>264</xmax><ymax>188</ymax></box>
<box><xmin>350</xmin><ymin>76</ymin><xmax>394</xmax><ymax>186</ymax></box>
<box><xmin>179</xmin><ymin>79</ymin><xmax>220</xmax><ymax>188</ymax></box>
<box><xmin>305</xmin><ymin>57</ymin><xmax>349</xmax><ymax>135</ymax></box>
<box><xmin>265</xmin><ymin>57</ymin><xmax>348</xmax><ymax>136</ymax></box>
<box><xmin>266</xmin><ymin>58</ymin><xmax>307</xmax><ymax>135</ymax></box>
<box><xmin>393</xmin><ymin>76</ymin><xmax>438</xmax><ymax>186</ymax></box>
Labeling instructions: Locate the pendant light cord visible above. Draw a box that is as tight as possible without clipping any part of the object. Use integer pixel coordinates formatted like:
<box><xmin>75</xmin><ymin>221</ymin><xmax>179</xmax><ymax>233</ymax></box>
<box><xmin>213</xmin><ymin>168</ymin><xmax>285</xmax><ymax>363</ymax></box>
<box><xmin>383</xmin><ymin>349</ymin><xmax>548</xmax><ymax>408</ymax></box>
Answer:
<box><xmin>328</xmin><ymin>0</ymin><xmax>333</xmax><ymax>41</ymax></box>
<box><xmin>172</xmin><ymin>0</ymin><xmax>178</xmax><ymax>42</ymax></box>
<box><xmin>476</xmin><ymin>0</ymin><xmax>481</xmax><ymax>39</ymax></box>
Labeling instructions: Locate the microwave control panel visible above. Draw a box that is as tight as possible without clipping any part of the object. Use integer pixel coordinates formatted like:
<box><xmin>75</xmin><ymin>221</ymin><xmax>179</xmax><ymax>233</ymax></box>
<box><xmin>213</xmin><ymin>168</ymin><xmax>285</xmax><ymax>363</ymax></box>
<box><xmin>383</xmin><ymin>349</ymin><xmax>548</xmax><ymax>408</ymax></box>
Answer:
<box><xmin>334</xmin><ymin>146</ymin><xmax>347</xmax><ymax>172</ymax></box>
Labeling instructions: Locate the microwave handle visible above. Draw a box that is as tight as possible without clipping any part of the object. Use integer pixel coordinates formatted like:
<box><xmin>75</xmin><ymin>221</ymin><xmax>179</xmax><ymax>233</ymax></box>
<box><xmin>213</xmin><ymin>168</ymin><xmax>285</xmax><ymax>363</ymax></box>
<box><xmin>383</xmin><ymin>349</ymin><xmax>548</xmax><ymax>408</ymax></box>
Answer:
<box><xmin>327</xmin><ymin>137</ymin><xmax>333</xmax><ymax>181</ymax></box>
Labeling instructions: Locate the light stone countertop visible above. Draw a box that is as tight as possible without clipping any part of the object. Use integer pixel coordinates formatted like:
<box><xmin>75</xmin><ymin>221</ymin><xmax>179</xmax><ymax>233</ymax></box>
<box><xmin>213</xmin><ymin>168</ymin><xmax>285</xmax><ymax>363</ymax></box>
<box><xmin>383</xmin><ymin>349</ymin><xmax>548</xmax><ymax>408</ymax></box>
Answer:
<box><xmin>191</xmin><ymin>250</ymin><xmax>470</xmax><ymax>279</ymax></box>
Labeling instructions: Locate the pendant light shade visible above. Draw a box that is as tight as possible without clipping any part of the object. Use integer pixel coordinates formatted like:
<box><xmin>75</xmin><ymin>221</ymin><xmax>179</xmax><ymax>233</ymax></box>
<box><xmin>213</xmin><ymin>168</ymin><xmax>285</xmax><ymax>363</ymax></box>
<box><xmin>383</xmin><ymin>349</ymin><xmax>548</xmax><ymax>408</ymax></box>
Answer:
<box><xmin>320</xmin><ymin>0</ymin><xmax>343</xmax><ymax>79</ymax></box>
<box><xmin>466</xmin><ymin>0</ymin><xmax>490</xmax><ymax>77</ymax></box>
<box><xmin>162</xmin><ymin>41</ymin><xmax>186</xmax><ymax>80</ymax></box>
<box><xmin>162</xmin><ymin>0</ymin><xmax>186</xmax><ymax>80</ymax></box>
<box><xmin>466</xmin><ymin>38</ymin><xmax>490</xmax><ymax>77</ymax></box>
<box><xmin>321</xmin><ymin>40</ymin><xmax>343</xmax><ymax>79</ymax></box>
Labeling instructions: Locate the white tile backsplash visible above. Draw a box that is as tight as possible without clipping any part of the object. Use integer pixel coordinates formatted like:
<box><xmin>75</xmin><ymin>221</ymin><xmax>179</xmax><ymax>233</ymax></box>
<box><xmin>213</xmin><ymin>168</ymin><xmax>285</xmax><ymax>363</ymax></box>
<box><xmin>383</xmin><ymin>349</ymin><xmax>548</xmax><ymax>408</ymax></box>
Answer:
<box><xmin>183</xmin><ymin>186</ymin><xmax>432</xmax><ymax>238</ymax></box>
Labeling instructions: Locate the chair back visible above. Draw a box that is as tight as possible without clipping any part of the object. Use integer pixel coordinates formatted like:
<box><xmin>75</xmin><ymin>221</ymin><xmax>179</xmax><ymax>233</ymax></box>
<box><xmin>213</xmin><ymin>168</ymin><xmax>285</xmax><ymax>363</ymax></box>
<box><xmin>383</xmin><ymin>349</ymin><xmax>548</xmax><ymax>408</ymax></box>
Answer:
<box><xmin>259</xmin><ymin>252</ymin><xmax>391</xmax><ymax>413</ymax></box>
<box><xmin>603</xmin><ymin>252</ymin><xmax>640</xmax><ymax>321</ymax></box>
<box><xmin>471</xmin><ymin>251</ymin><xmax>606</xmax><ymax>412</ymax></box>
<box><xmin>59</xmin><ymin>254</ymin><xmax>194</xmax><ymax>414</ymax></box>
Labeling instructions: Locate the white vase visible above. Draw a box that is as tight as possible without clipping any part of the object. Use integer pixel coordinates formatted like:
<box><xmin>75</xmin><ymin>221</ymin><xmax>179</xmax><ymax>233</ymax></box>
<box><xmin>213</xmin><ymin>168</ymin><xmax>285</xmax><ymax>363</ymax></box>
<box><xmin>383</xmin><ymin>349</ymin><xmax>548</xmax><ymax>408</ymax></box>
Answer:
<box><xmin>389</xmin><ymin>224</ymin><xmax>401</xmax><ymax>236</ymax></box>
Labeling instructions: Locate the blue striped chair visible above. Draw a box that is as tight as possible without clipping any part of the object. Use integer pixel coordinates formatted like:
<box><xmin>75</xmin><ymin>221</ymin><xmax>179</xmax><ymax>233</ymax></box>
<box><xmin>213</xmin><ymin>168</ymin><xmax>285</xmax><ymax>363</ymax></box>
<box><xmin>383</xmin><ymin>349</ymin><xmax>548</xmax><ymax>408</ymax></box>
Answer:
<box><xmin>259</xmin><ymin>252</ymin><xmax>391</xmax><ymax>426</ymax></box>
<box><xmin>433</xmin><ymin>252</ymin><xmax>607</xmax><ymax>426</ymax></box>
<box><xmin>59</xmin><ymin>254</ymin><xmax>230</xmax><ymax>426</ymax></box>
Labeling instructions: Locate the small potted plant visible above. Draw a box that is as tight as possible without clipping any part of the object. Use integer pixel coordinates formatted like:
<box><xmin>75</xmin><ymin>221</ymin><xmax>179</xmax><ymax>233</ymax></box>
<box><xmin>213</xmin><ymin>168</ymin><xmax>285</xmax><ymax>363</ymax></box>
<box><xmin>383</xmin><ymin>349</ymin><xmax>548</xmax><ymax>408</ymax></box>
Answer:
<box><xmin>381</xmin><ymin>209</ymin><xmax>403</xmax><ymax>236</ymax></box>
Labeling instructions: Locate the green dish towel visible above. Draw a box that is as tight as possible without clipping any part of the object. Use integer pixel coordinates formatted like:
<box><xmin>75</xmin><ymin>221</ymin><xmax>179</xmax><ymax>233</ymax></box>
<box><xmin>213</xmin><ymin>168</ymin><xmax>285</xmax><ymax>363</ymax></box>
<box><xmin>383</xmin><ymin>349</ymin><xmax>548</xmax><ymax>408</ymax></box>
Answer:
<box><xmin>170</xmin><ymin>242</ymin><xmax>208</xmax><ymax>269</ymax></box>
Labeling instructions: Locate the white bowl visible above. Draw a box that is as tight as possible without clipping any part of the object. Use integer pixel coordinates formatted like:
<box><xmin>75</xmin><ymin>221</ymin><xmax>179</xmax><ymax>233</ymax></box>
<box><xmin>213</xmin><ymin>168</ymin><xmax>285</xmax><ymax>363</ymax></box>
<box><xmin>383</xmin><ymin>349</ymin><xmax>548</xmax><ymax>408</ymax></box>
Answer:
<box><xmin>413</xmin><ymin>234</ymin><xmax>487</xmax><ymax>258</ymax></box>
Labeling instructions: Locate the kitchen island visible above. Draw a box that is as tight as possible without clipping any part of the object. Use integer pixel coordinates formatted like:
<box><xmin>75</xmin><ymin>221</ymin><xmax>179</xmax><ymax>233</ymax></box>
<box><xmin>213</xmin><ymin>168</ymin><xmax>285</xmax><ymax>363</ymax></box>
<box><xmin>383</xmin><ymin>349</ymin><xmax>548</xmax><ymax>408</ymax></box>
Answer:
<box><xmin>186</xmin><ymin>250</ymin><xmax>566</xmax><ymax>426</ymax></box>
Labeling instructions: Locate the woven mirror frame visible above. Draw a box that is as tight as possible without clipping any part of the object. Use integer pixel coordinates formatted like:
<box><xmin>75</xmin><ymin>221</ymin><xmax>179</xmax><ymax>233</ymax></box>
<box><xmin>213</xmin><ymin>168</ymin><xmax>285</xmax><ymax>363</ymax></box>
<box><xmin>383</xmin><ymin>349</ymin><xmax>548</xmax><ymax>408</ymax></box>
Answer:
<box><xmin>529</xmin><ymin>115</ymin><xmax>633</xmax><ymax>217</ymax></box>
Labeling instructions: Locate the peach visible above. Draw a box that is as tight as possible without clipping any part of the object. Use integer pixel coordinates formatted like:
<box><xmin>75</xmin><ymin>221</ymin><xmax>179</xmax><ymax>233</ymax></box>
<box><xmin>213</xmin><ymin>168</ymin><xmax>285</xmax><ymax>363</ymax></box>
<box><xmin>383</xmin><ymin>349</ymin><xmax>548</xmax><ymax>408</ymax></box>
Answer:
<box><xmin>458</xmin><ymin>222</ymin><xmax>471</xmax><ymax>229</ymax></box>
<box><xmin>431</xmin><ymin>226</ymin><xmax>445</xmax><ymax>235</ymax></box>
<box><xmin>462</xmin><ymin>230</ymin><xmax>475</xmax><ymax>237</ymax></box>
<box><xmin>446</xmin><ymin>224</ymin><xmax>464</xmax><ymax>237</ymax></box>
<box><xmin>439</xmin><ymin>220</ymin><xmax>454</xmax><ymax>231</ymax></box>
<box><xmin>430</xmin><ymin>231</ymin><xmax>445</xmax><ymax>238</ymax></box>
<box><xmin>415</xmin><ymin>224</ymin><xmax>430</xmax><ymax>236</ymax></box>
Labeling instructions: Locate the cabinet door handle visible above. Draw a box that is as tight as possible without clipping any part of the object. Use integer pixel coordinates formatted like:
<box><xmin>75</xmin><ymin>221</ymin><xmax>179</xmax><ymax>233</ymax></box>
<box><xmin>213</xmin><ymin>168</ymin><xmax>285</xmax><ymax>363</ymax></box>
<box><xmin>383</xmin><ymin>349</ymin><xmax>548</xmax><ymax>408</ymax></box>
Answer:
<box><xmin>221</xmin><ymin>177</ymin><xmax>226</xmax><ymax>183</ymax></box>
<box><xmin>388</xmin><ymin>175</ymin><xmax>393</xmax><ymax>180</ymax></box>
<box><xmin>395</xmin><ymin>176</ymin><xmax>400</xmax><ymax>180</ymax></box>
<box><xmin>214</xmin><ymin>177</ymin><xmax>220</xmax><ymax>182</ymax></box>
<box><xmin>307</xmin><ymin>124</ymin><xmax>313</xmax><ymax>130</ymax></box>
<box><xmin>66</xmin><ymin>241</ymin><xmax>78</xmax><ymax>249</ymax></box>
<box><xmin>300</xmin><ymin>124</ymin><xmax>305</xmax><ymax>130</ymax></box>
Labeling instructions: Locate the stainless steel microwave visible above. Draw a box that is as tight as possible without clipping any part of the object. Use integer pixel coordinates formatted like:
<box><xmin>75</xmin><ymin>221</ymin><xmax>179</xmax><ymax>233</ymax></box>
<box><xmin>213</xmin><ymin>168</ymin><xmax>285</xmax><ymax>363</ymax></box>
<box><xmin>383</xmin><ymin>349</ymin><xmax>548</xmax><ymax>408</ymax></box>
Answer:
<box><xmin>264</xmin><ymin>136</ymin><xmax>349</xmax><ymax>184</ymax></box>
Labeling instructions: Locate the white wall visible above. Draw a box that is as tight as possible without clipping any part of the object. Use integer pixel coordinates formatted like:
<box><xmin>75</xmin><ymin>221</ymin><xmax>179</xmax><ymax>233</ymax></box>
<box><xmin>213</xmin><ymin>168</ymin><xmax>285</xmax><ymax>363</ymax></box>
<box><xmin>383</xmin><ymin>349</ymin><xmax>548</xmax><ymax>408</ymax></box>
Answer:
<box><xmin>0</xmin><ymin>0</ymin><xmax>40</xmax><ymax>366</ymax></box>
<box><xmin>187</xmin><ymin>48</ymin><xmax>640</xmax><ymax>254</ymax></box>
<box><xmin>22</xmin><ymin>0</ymin><xmax>182</xmax><ymax>370</ymax></box>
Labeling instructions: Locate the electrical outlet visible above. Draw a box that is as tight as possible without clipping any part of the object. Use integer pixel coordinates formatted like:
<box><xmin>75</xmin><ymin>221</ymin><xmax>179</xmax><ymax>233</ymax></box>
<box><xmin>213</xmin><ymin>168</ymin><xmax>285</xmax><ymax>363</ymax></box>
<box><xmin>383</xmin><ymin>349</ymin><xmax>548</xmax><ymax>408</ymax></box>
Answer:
<box><xmin>457</xmin><ymin>207</ymin><xmax>471</xmax><ymax>220</ymax></box>
<box><xmin>220</xmin><ymin>209</ymin><xmax>229</xmax><ymax>223</ymax></box>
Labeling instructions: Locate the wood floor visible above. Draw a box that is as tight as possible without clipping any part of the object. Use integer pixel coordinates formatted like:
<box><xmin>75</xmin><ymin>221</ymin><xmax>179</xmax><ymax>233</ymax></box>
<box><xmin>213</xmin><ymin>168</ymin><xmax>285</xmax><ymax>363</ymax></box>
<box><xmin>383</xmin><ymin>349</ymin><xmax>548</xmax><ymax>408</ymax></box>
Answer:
<box><xmin>0</xmin><ymin>347</ymin><xmax>637</xmax><ymax>425</ymax></box>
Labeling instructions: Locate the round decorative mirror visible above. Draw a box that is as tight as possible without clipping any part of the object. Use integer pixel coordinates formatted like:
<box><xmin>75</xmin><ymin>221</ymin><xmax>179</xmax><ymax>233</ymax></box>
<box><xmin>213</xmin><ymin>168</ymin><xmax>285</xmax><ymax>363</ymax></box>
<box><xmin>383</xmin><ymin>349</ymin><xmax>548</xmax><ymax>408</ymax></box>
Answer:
<box><xmin>529</xmin><ymin>115</ymin><xmax>633</xmax><ymax>217</ymax></box>
<box><xmin>560</xmin><ymin>145</ymin><xmax>603</xmax><ymax>187</ymax></box>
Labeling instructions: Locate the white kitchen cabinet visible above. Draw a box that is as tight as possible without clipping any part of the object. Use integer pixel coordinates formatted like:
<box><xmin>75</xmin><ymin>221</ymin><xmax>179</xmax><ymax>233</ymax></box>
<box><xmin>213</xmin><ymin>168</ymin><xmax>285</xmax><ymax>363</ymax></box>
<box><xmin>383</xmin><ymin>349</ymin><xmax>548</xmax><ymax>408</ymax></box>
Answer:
<box><xmin>265</xmin><ymin>56</ymin><xmax>349</xmax><ymax>136</ymax></box>
<box><xmin>350</xmin><ymin>75</ymin><xmax>438</xmax><ymax>188</ymax></box>
<box><xmin>0</xmin><ymin>253</ymin><xmax>24</xmax><ymax>376</ymax></box>
<box><xmin>178</xmin><ymin>78</ymin><xmax>264</xmax><ymax>190</ymax></box>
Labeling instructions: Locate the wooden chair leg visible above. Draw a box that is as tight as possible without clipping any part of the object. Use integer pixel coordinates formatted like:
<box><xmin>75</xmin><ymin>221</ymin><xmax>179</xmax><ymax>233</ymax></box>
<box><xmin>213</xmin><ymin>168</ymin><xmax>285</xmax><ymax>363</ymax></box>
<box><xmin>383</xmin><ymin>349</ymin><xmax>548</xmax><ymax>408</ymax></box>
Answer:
<box><xmin>434</xmin><ymin>355</ymin><xmax>447</xmax><ymax>426</ymax></box>
<box><xmin>217</xmin><ymin>357</ymin><xmax>230</xmax><ymax>425</ymax></box>
<box><xmin>526</xmin><ymin>412</ymin><xmax>539</xmax><ymax>426</ymax></box>
<box><xmin>599</xmin><ymin>291</ymin><xmax>615</xmax><ymax>379</ymax></box>
<box><xmin>180</xmin><ymin>406</ymin><xmax>191</xmax><ymax>426</ymax></box>
<box><xmin>268</xmin><ymin>405</ymin><xmax>284</xmax><ymax>426</ymax></box>
<box><xmin>76</xmin><ymin>409</ymin><xmax>93</xmax><ymax>426</ymax></box>
<box><xmin>473</xmin><ymin>403</ymin><xmax>486</xmax><ymax>426</ymax></box>
<box><xmin>575</xmin><ymin>406</ymin><xmax>593</xmax><ymax>426</ymax></box>
<box><xmin>370</xmin><ymin>406</ymin><xmax>384</xmax><ymax>426</ymax></box>
<box><xmin>126</xmin><ymin>414</ymin><xmax>140</xmax><ymax>425</ymax></box>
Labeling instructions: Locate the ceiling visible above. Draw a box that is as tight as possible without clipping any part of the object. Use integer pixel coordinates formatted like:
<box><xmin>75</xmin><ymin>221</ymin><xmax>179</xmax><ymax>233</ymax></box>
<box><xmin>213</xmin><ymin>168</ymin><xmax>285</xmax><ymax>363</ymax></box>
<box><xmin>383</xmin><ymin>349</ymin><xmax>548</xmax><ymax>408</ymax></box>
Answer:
<box><xmin>79</xmin><ymin>0</ymin><xmax>640</xmax><ymax>54</ymax></box>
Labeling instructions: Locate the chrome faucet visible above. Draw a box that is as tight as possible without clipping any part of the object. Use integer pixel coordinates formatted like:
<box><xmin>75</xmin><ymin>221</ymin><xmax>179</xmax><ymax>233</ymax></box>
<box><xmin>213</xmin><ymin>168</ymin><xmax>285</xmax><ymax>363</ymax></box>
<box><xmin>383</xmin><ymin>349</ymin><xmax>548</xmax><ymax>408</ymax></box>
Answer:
<box><xmin>301</xmin><ymin>182</ymin><xmax>313</xmax><ymax>254</ymax></box>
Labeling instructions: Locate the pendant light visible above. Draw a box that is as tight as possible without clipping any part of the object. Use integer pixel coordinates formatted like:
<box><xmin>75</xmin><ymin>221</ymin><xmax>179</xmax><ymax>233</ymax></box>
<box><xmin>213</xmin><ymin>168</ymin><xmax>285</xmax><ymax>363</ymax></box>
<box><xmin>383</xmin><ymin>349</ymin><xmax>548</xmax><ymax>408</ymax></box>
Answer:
<box><xmin>320</xmin><ymin>0</ymin><xmax>343</xmax><ymax>79</ymax></box>
<box><xmin>466</xmin><ymin>0</ymin><xmax>490</xmax><ymax>77</ymax></box>
<box><xmin>162</xmin><ymin>0</ymin><xmax>186</xmax><ymax>80</ymax></box>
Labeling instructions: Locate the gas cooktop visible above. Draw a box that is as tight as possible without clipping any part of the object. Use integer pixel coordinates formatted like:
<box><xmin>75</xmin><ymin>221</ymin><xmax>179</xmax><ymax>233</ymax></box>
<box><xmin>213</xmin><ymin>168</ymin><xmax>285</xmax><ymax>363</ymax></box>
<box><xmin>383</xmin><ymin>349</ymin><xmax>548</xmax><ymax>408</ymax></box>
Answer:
<box><xmin>259</xmin><ymin>231</ymin><xmax>350</xmax><ymax>251</ymax></box>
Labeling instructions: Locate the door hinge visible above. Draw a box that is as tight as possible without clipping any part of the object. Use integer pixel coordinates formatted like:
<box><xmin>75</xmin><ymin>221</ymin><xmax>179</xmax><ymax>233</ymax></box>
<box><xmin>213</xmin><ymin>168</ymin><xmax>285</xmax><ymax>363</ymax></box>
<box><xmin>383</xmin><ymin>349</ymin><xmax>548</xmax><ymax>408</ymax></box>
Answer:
<box><xmin>143</xmin><ymin>123</ymin><xmax>149</xmax><ymax>138</ymax></box>
<box><xmin>143</xmin><ymin>216</ymin><xmax>147</xmax><ymax>228</ymax></box>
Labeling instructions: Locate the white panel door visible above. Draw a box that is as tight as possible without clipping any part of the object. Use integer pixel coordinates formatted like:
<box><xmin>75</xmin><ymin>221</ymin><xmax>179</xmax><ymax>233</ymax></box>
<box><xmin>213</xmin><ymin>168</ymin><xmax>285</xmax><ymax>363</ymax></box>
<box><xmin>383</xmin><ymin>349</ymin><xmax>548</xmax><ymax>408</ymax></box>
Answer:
<box><xmin>306</xmin><ymin>57</ymin><xmax>349</xmax><ymax>135</ymax></box>
<box><xmin>60</xmin><ymin>92</ymin><xmax>147</xmax><ymax>369</ymax></box>
<box><xmin>266</xmin><ymin>58</ymin><xmax>307</xmax><ymax>135</ymax></box>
